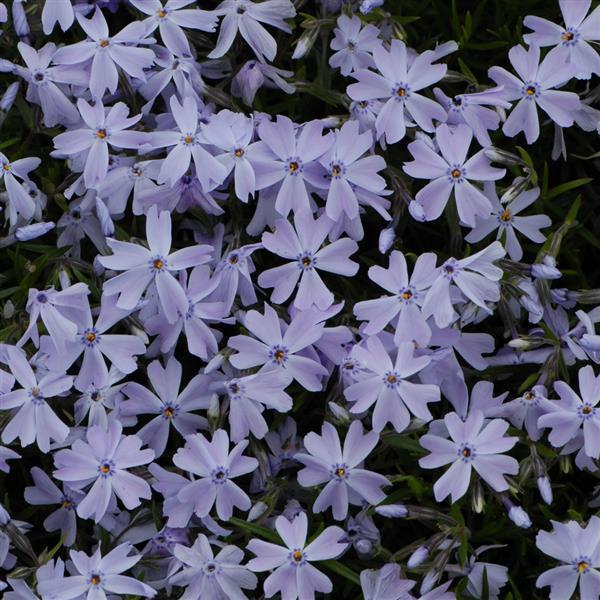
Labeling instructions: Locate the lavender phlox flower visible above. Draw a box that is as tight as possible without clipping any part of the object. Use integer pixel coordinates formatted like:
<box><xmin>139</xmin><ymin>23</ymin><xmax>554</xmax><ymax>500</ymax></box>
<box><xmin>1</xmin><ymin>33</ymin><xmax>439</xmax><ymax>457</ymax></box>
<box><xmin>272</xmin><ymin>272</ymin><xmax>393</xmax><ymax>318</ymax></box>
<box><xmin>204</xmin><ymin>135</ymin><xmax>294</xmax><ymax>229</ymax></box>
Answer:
<box><xmin>419</xmin><ymin>410</ymin><xmax>519</xmax><ymax>502</ymax></box>
<box><xmin>488</xmin><ymin>384</ymin><xmax>551</xmax><ymax>441</ymax></box>
<box><xmin>202</xmin><ymin>110</ymin><xmax>262</xmax><ymax>202</ymax></box>
<box><xmin>360</xmin><ymin>563</ymin><xmax>417</xmax><ymax>599</ymax></box>
<box><xmin>24</xmin><ymin>467</ymin><xmax>84</xmax><ymax>546</ymax></box>
<box><xmin>149</xmin><ymin>463</ymin><xmax>196</xmax><ymax>528</ymax></box>
<box><xmin>329</xmin><ymin>15</ymin><xmax>380</xmax><ymax>76</ymax></box>
<box><xmin>172</xmin><ymin>428</ymin><xmax>258</xmax><ymax>521</ymax></box>
<box><xmin>130</xmin><ymin>0</ymin><xmax>217</xmax><ymax>57</ymax></box>
<box><xmin>354</xmin><ymin>250</ymin><xmax>437</xmax><ymax>347</ymax></box>
<box><xmin>524</xmin><ymin>1</ymin><xmax>600</xmax><ymax>79</ymax></box>
<box><xmin>99</xmin><ymin>204</ymin><xmax>213</xmax><ymax>323</ymax></box>
<box><xmin>19</xmin><ymin>282</ymin><xmax>89</xmax><ymax>352</ymax></box>
<box><xmin>217</xmin><ymin>368</ymin><xmax>293</xmax><ymax>442</ymax></box>
<box><xmin>74</xmin><ymin>366</ymin><xmax>126</xmax><ymax>428</ymax></box>
<box><xmin>247</xmin><ymin>511</ymin><xmax>348</xmax><ymax>600</ymax></box>
<box><xmin>347</xmin><ymin>39</ymin><xmax>447</xmax><ymax>144</ymax></box>
<box><xmin>0</xmin><ymin>345</ymin><xmax>72</xmax><ymax>453</ymax></box>
<box><xmin>52</xmin><ymin>7</ymin><xmax>155</xmax><ymax>98</ymax></box>
<box><xmin>344</xmin><ymin>335</ymin><xmax>440</xmax><ymax>432</ymax></box>
<box><xmin>169</xmin><ymin>534</ymin><xmax>257</xmax><ymax>599</ymax></box>
<box><xmin>259</xmin><ymin>209</ymin><xmax>359</xmax><ymax>310</ymax></box>
<box><xmin>13</xmin><ymin>42</ymin><xmax>87</xmax><ymax>127</ymax></box>
<box><xmin>0</xmin><ymin>152</ymin><xmax>40</xmax><ymax>225</ymax></box>
<box><xmin>41</xmin><ymin>0</ymin><xmax>75</xmax><ymax>34</ymax></box>
<box><xmin>228</xmin><ymin>303</ymin><xmax>328</xmax><ymax>391</ymax></box>
<box><xmin>420</xmin><ymin>241</ymin><xmax>506</xmax><ymax>328</ymax></box>
<box><xmin>37</xmin><ymin>542</ymin><xmax>157</xmax><ymax>599</ymax></box>
<box><xmin>57</xmin><ymin>193</ymin><xmax>108</xmax><ymax>254</ymax></box>
<box><xmin>295</xmin><ymin>420</ymin><xmax>389</xmax><ymax>520</ymax></box>
<box><xmin>538</xmin><ymin>365</ymin><xmax>600</xmax><ymax>459</ymax></box>
<box><xmin>232</xmin><ymin>59</ymin><xmax>295</xmax><ymax>105</ymax></box>
<box><xmin>147</xmin><ymin>95</ymin><xmax>227</xmax><ymax>189</ymax></box>
<box><xmin>209</xmin><ymin>0</ymin><xmax>296</xmax><ymax>63</ymax></box>
<box><xmin>319</xmin><ymin>120</ymin><xmax>387</xmax><ymax>220</ymax></box>
<box><xmin>41</xmin><ymin>293</ymin><xmax>146</xmax><ymax>389</ymax></box>
<box><xmin>403</xmin><ymin>124</ymin><xmax>506</xmax><ymax>227</ymax></box>
<box><xmin>52</xmin><ymin>99</ymin><xmax>147</xmax><ymax>189</ymax></box>
<box><xmin>121</xmin><ymin>357</ymin><xmax>209</xmax><ymax>458</ymax></box>
<box><xmin>254</xmin><ymin>115</ymin><xmax>333</xmax><ymax>217</ymax></box>
<box><xmin>433</xmin><ymin>86</ymin><xmax>512</xmax><ymax>147</ymax></box>
<box><xmin>488</xmin><ymin>44</ymin><xmax>581</xmax><ymax>143</ymax></box>
<box><xmin>536</xmin><ymin>516</ymin><xmax>600</xmax><ymax>600</ymax></box>
<box><xmin>465</xmin><ymin>183</ymin><xmax>551</xmax><ymax>261</ymax></box>
<box><xmin>53</xmin><ymin>419</ymin><xmax>154</xmax><ymax>522</ymax></box>
<box><xmin>213</xmin><ymin>243</ymin><xmax>261</xmax><ymax>312</ymax></box>
<box><xmin>144</xmin><ymin>266</ymin><xmax>229</xmax><ymax>360</ymax></box>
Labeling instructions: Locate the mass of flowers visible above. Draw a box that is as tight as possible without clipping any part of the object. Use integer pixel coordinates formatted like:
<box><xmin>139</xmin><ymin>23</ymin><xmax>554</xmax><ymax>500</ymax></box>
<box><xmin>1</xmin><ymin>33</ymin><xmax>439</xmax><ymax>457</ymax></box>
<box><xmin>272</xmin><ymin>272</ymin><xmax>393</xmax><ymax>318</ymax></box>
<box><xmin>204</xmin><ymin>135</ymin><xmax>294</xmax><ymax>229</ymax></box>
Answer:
<box><xmin>0</xmin><ymin>0</ymin><xmax>599</xmax><ymax>598</ymax></box>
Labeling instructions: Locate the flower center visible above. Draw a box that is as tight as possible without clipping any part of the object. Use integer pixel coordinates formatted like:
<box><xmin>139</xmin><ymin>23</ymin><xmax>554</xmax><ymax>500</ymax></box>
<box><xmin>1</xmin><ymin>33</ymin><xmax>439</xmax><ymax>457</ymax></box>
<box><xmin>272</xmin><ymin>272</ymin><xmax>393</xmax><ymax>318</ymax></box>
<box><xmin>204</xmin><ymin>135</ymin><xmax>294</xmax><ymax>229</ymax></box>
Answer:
<box><xmin>292</xmin><ymin>550</ymin><xmax>304</xmax><ymax>562</ymax></box>
<box><xmin>228</xmin><ymin>253</ymin><xmax>239</xmax><ymax>264</ymax></box>
<box><xmin>234</xmin><ymin>148</ymin><xmax>244</xmax><ymax>157</ymax></box>
<box><xmin>62</xmin><ymin>499</ymin><xmax>72</xmax><ymax>509</ymax></box>
<box><xmin>397</xmin><ymin>87</ymin><xmax>407</xmax><ymax>97</ymax></box>
<box><xmin>578</xmin><ymin>561</ymin><xmax>589</xmax><ymax>574</ymax></box>
<box><xmin>91</xmin><ymin>574</ymin><xmax>102</xmax><ymax>586</ymax></box>
<box><xmin>131</xmin><ymin>166</ymin><xmax>143</xmax><ymax>177</ymax></box>
<box><xmin>99</xmin><ymin>39</ymin><xmax>109</xmax><ymax>48</ymax></box>
<box><xmin>153</xmin><ymin>258</ymin><xmax>164</xmax><ymax>270</ymax></box>
<box><xmin>451</xmin><ymin>169</ymin><xmax>462</xmax><ymax>179</ymax></box>
<box><xmin>401</xmin><ymin>289</ymin><xmax>412</xmax><ymax>300</ymax></box>
<box><xmin>2</xmin><ymin>163</ymin><xmax>10</xmax><ymax>172</ymax></box>
<box><xmin>331</xmin><ymin>163</ymin><xmax>343</xmax><ymax>177</ymax></box>
<box><xmin>31</xmin><ymin>386</ymin><xmax>41</xmax><ymax>398</ymax></box>
<box><xmin>86</xmin><ymin>331</ymin><xmax>96</xmax><ymax>343</ymax></box>
<box><xmin>289</xmin><ymin>161</ymin><xmax>299</xmax><ymax>173</ymax></box>
<box><xmin>458</xmin><ymin>443</ymin><xmax>475</xmax><ymax>461</ymax></box>
<box><xmin>523</xmin><ymin>391</ymin><xmax>535</xmax><ymax>401</ymax></box>
<box><xmin>582</xmin><ymin>405</ymin><xmax>592</xmax><ymax>415</ymax></box>
<box><xmin>34</xmin><ymin>72</ymin><xmax>45</xmax><ymax>82</ymax></box>
<box><xmin>212</xmin><ymin>467</ymin><xmax>229</xmax><ymax>484</ymax></box>
<box><xmin>561</xmin><ymin>30</ymin><xmax>574</xmax><ymax>41</ymax></box>
<box><xmin>462</xmin><ymin>447</ymin><xmax>471</xmax><ymax>457</ymax></box>
<box><xmin>100</xmin><ymin>463</ymin><xmax>111</xmax><ymax>474</ymax></box>
<box><xmin>500</xmin><ymin>209</ymin><xmax>512</xmax><ymax>222</ymax></box>
<box><xmin>163</xmin><ymin>406</ymin><xmax>175</xmax><ymax>418</ymax></box>
<box><xmin>96</xmin><ymin>129</ymin><xmax>107</xmax><ymax>140</ymax></box>
<box><xmin>36</xmin><ymin>292</ymin><xmax>48</xmax><ymax>303</ymax></box>
<box><xmin>156</xmin><ymin>8</ymin><xmax>167</xmax><ymax>18</ymax></box>
<box><xmin>270</xmin><ymin>345</ymin><xmax>289</xmax><ymax>365</ymax></box>
<box><xmin>183</xmin><ymin>134</ymin><xmax>194</xmax><ymax>145</ymax></box>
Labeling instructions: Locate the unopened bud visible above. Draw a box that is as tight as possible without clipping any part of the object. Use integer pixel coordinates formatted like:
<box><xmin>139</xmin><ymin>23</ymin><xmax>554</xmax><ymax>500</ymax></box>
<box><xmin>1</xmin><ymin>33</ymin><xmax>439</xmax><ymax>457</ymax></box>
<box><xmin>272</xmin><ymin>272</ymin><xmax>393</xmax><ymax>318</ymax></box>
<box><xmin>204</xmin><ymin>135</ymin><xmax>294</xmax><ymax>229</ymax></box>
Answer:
<box><xmin>500</xmin><ymin>176</ymin><xmax>530</xmax><ymax>204</ymax></box>
<box><xmin>3</xmin><ymin>300</ymin><xmax>14</xmax><ymax>319</ymax></box>
<box><xmin>328</xmin><ymin>402</ymin><xmax>351</xmax><ymax>424</ymax></box>
<box><xmin>292</xmin><ymin>28</ymin><xmax>318</xmax><ymax>60</ymax></box>
<box><xmin>508</xmin><ymin>505</ymin><xmax>532</xmax><ymax>529</ymax></box>
<box><xmin>15</xmin><ymin>222</ymin><xmax>55</xmax><ymax>241</ymax></box>
<box><xmin>247</xmin><ymin>501</ymin><xmax>268</xmax><ymax>522</ymax></box>
<box><xmin>559</xmin><ymin>454</ymin><xmax>571</xmax><ymax>474</ymax></box>
<box><xmin>378</xmin><ymin>226</ymin><xmax>396</xmax><ymax>254</ymax></box>
<box><xmin>483</xmin><ymin>147</ymin><xmax>525</xmax><ymax>167</ymax></box>
<box><xmin>374</xmin><ymin>503</ymin><xmax>408</xmax><ymax>518</ymax></box>
<box><xmin>355</xmin><ymin>539</ymin><xmax>373</xmax><ymax>555</ymax></box>
<box><xmin>420</xmin><ymin>570</ymin><xmax>438</xmax><ymax>595</ymax></box>
<box><xmin>207</xmin><ymin>394</ymin><xmax>220</xmax><ymax>420</ymax></box>
<box><xmin>407</xmin><ymin>545</ymin><xmax>429</xmax><ymax>568</ymax></box>
<box><xmin>359</xmin><ymin>0</ymin><xmax>384</xmax><ymax>14</ymax></box>
<box><xmin>537</xmin><ymin>476</ymin><xmax>553</xmax><ymax>505</ymax></box>
<box><xmin>0</xmin><ymin>82</ymin><xmax>19</xmax><ymax>112</ymax></box>
<box><xmin>471</xmin><ymin>479</ymin><xmax>485</xmax><ymax>514</ymax></box>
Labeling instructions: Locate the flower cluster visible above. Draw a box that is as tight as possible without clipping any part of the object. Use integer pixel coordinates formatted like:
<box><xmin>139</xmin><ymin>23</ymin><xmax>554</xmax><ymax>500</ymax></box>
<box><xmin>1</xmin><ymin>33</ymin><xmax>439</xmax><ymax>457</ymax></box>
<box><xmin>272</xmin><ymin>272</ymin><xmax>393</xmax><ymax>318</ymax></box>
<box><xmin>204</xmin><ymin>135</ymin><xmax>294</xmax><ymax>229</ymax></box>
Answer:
<box><xmin>0</xmin><ymin>0</ymin><xmax>599</xmax><ymax>599</ymax></box>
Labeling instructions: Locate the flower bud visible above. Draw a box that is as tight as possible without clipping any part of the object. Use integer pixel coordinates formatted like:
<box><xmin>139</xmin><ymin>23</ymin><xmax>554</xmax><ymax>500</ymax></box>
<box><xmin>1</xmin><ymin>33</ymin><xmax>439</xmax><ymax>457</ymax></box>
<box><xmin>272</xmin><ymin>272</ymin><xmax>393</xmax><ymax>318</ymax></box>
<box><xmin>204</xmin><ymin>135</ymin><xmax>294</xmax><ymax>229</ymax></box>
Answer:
<box><xmin>531</xmin><ymin>262</ymin><xmax>561</xmax><ymax>280</ymax></box>
<box><xmin>359</xmin><ymin>0</ymin><xmax>384</xmax><ymax>14</ymax></box>
<box><xmin>207</xmin><ymin>394</ymin><xmax>220</xmax><ymax>420</ymax></box>
<box><xmin>483</xmin><ymin>147</ymin><xmax>524</xmax><ymax>167</ymax></box>
<box><xmin>292</xmin><ymin>28</ymin><xmax>318</xmax><ymax>60</ymax></box>
<box><xmin>328</xmin><ymin>402</ymin><xmax>351</xmax><ymax>424</ymax></box>
<box><xmin>537</xmin><ymin>476</ymin><xmax>553</xmax><ymax>505</ymax></box>
<box><xmin>420</xmin><ymin>570</ymin><xmax>439</xmax><ymax>595</ymax></box>
<box><xmin>3</xmin><ymin>300</ymin><xmax>14</xmax><ymax>319</ymax></box>
<box><xmin>248</xmin><ymin>501</ymin><xmax>268</xmax><ymax>522</ymax></box>
<box><xmin>0</xmin><ymin>82</ymin><xmax>19</xmax><ymax>111</ymax></box>
<box><xmin>374</xmin><ymin>504</ymin><xmax>408</xmax><ymax>518</ymax></box>
<box><xmin>500</xmin><ymin>176</ymin><xmax>529</xmax><ymax>204</ymax></box>
<box><xmin>508</xmin><ymin>505</ymin><xmax>532</xmax><ymax>529</ymax></box>
<box><xmin>407</xmin><ymin>545</ymin><xmax>429</xmax><ymax>568</ymax></box>
<box><xmin>15</xmin><ymin>222</ymin><xmax>55</xmax><ymax>242</ymax></box>
<box><xmin>378</xmin><ymin>225</ymin><xmax>396</xmax><ymax>254</ymax></box>
<box><xmin>355</xmin><ymin>539</ymin><xmax>373</xmax><ymax>555</ymax></box>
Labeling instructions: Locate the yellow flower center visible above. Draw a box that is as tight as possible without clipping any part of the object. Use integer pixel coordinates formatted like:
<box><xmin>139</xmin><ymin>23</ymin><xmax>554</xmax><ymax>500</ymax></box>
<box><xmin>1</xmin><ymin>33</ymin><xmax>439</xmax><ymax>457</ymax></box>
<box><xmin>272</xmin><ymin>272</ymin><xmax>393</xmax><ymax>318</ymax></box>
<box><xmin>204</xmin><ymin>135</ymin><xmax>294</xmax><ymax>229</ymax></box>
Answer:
<box><xmin>85</xmin><ymin>332</ymin><xmax>96</xmax><ymax>343</ymax></box>
<box><xmin>62</xmin><ymin>499</ymin><xmax>72</xmax><ymax>509</ymax></box>
<box><xmin>184</xmin><ymin>135</ymin><xmax>194</xmax><ymax>145</ymax></box>
<box><xmin>331</xmin><ymin>164</ymin><xmax>342</xmax><ymax>177</ymax></box>
<box><xmin>96</xmin><ymin>129</ymin><xmax>107</xmax><ymax>139</ymax></box>
<box><xmin>288</xmin><ymin>161</ymin><xmax>299</xmax><ymax>173</ymax></box>
<box><xmin>578</xmin><ymin>561</ymin><xmax>589</xmax><ymax>573</ymax></box>
<box><xmin>164</xmin><ymin>406</ymin><xmax>175</xmax><ymax>418</ymax></box>
<box><xmin>274</xmin><ymin>350</ymin><xmax>285</xmax><ymax>362</ymax></box>
<box><xmin>397</xmin><ymin>87</ymin><xmax>407</xmax><ymax>97</ymax></box>
<box><xmin>386</xmin><ymin>373</ymin><xmax>397</xmax><ymax>384</ymax></box>
<box><xmin>526</xmin><ymin>86</ymin><xmax>536</xmax><ymax>96</ymax></box>
<box><xmin>234</xmin><ymin>148</ymin><xmax>244</xmax><ymax>157</ymax></box>
<box><xmin>99</xmin><ymin>39</ymin><xmax>109</xmax><ymax>48</ymax></box>
<box><xmin>451</xmin><ymin>169</ymin><xmax>462</xmax><ymax>179</ymax></box>
<box><xmin>153</xmin><ymin>258</ymin><xmax>164</xmax><ymax>270</ymax></box>
<box><xmin>302</xmin><ymin>256</ymin><xmax>312</xmax><ymax>267</ymax></box>
<box><xmin>292</xmin><ymin>550</ymin><xmax>303</xmax><ymax>562</ymax></box>
<box><xmin>561</xmin><ymin>31</ymin><xmax>574</xmax><ymax>41</ymax></box>
<box><xmin>2</xmin><ymin>163</ymin><xmax>10</xmax><ymax>172</ymax></box>
<box><xmin>100</xmin><ymin>463</ymin><xmax>111</xmax><ymax>474</ymax></box>
<box><xmin>401</xmin><ymin>290</ymin><xmax>412</xmax><ymax>300</ymax></box>
<box><xmin>91</xmin><ymin>574</ymin><xmax>102</xmax><ymax>585</ymax></box>
<box><xmin>500</xmin><ymin>209</ymin><xmax>512</xmax><ymax>222</ymax></box>
<box><xmin>462</xmin><ymin>447</ymin><xmax>471</xmax><ymax>457</ymax></box>
<box><xmin>582</xmin><ymin>405</ymin><xmax>592</xmax><ymax>415</ymax></box>
<box><xmin>335</xmin><ymin>467</ymin><xmax>346</xmax><ymax>477</ymax></box>
<box><xmin>157</xmin><ymin>9</ymin><xmax>167</xmax><ymax>18</ymax></box>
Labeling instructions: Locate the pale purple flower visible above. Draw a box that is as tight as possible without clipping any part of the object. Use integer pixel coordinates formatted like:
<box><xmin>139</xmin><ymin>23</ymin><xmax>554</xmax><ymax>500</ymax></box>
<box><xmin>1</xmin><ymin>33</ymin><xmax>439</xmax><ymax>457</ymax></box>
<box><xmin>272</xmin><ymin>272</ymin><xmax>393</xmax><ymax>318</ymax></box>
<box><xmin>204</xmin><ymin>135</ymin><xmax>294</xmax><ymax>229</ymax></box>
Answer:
<box><xmin>433</xmin><ymin>86</ymin><xmax>511</xmax><ymax>146</ymax></box>
<box><xmin>295</xmin><ymin>420</ymin><xmax>389</xmax><ymax>520</ymax></box>
<box><xmin>41</xmin><ymin>0</ymin><xmax>74</xmax><ymax>34</ymax></box>
<box><xmin>228</xmin><ymin>303</ymin><xmax>328</xmax><ymax>391</ymax></box>
<box><xmin>538</xmin><ymin>365</ymin><xmax>600</xmax><ymax>459</ymax></box>
<box><xmin>148</xmin><ymin>95</ymin><xmax>227</xmax><ymax>189</ymax></box>
<box><xmin>354</xmin><ymin>250</ymin><xmax>437</xmax><ymax>347</ymax></box>
<box><xmin>213</xmin><ymin>243</ymin><xmax>261</xmax><ymax>312</ymax></box>
<box><xmin>488</xmin><ymin>385</ymin><xmax>551</xmax><ymax>441</ymax></box>
<box><xmin>360</xmin><ymin>563</ymin><xmax>418</xmax><ymax>600</ymax></box>
<box><xmin>209</xmin><ymin>0</ymin><xmax>296</xmax><ymax>63</ymax></box>
<box><xmin>489</xmin><ymin>44</ymin><xmax>581</xmax><ymax>143</ymax></box>
<box><xmin>144</xmin><ymin>265</ymin><xmax>228</xmax><ymax>360</ymax></box>
<box><xmin>41</xmin><ymin>294</ymin><xmax>146</xmax><ymax>389</ymax></box>
<box><xmin>259</xmin><ymin>209</ymin><xmax>359</xmax><ymax>310</ymax></box>
<box><xmin>344</xmin><ymin>335</ymin><xmax>440</xmax><ymax>432</ymax></box>
<box><xmin>254</xmin><ymin>115</ymin><xmax>333</xmax><ymax>217</ymax></box>
<box><xmin>24</xmin><ymin>467</ymin><xmax>84</xmax><ymax>546</ymax></box>
<box><xmin>14</xmin><ymin>42</ymin><xmax>86</xmax><ymax>127</ymax></box>
<box><xmin>421</xmin><ymin>241</ymin><xmax>506</xmax><ymax>327</ymax></box>
<box><xmin>73</xmin><ymin>366</ymin><xmax>126</xmax><ymax>428</ymax></box>
<box><xmin>524</xmin><ymin>1</ymin><xmax>600</xmax><ymax>79</ymax></box>
<box><xmin>20</xmin><ymin>283</ymin><xmax>89</xmax><ymax>352</ymax></box>
<box><xmin>170</xmin><ymin>534</ymin><xmax>258</xmax><ymax>599</ymax></box>
<box><xmin>0</xmin><ymin>152</ymin><xmax>40</xmax><ymax>225</ymax></box>
<box><xmin>0</xmin><ymin>346</ymin><xmax>72</xmax><ymax>453</ymax></box>
<box><xmin>329</xmin><ymin>15</ymin><xmax>380</xmax><ymax>76</ymax></box>
<box><xmin>53</xmin><ymin>419</ymin><xmax>154</xmax><ymax>522</ymax></box>
<box><xmin>37</xmin><ymin>542</ymin><xmax>157</xmax><ymax>599</ymax></box>
<box><xmin>536</xmin><ymin>516</ymin><xmax>600</xmax><ymax>600</ymax></box>
<box><xmin>172</xmin><ymin>428</ymin><xmax>258</xmax><ymax>521</ymax></box>
<box><xmin>130</xmin><ymin>0</ymin><xmax>217</xmax><ymax>57</ymax></box>
<box><xmin>319</xmin><ymin>120</ymin><xmax>387</xmax><ymax>220</ymax></box>
<box><xmin>52</xmin><ymin>99</ymin><xmax>147</xmax><ymax>189</ymax></box>
<box><xmin>121</xmin><ymin>357</ymin><xmax>209</xmax><ymax>458</ymax></box>
<box><xmin>231</xmin><ymin>60</ymin><xmax>295</xmax><ymax>105</ymax></box>
<box><xmin>465</xmin><ymin>184</ymin><xmax>551</xmax><ymax>261</ymax></box>
<box><xmin>403</xmin><ymin>124</ymin><xmax>506</xmax><ymax>227</ymax></box>
<box><xmin>219</xmin><ymin>368</ymin><xmax>293</xmax><ymax>442</ymax></box>
<box><xmin>247</xmin><ymin>511</ymin><xmax>348</xmax><ymax>600</ymax></box>
<box><xmin>419</xmin><ymin>410</ymin><xmax>519</xmax><ymax>502</ymax></box>
<box><xmin>52</xmin><ymin>7</ymin><xmax>155</xmax><ymax>98</ymax></box>
<box><xmin>99</xmin><ymin>204</ymin><xmax>213</xmax><ymax>323</ymax></box>
<box><xmin>347</xmin><ymin>39</ymin><xmax>447</xmax><ymax>144</ymax></box>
